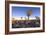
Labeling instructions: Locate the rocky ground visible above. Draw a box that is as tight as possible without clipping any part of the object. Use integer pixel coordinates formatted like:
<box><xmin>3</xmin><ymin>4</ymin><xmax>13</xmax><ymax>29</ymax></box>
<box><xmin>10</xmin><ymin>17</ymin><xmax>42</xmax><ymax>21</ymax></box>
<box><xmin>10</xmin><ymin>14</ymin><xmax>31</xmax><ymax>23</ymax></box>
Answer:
<box><xmin>12</xmin><ymin>20</ymin><xmax>40</xmax><ymax>28</ymax></box>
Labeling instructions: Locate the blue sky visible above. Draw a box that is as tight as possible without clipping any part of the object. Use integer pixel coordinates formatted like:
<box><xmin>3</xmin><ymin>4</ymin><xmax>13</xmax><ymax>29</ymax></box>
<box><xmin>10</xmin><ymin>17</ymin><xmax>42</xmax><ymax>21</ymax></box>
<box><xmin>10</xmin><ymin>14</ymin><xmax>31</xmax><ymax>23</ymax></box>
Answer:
<box><xmin>12</xmin><ymin>6</ymin><xmax>40</xmax><ymax>18</ymax></box>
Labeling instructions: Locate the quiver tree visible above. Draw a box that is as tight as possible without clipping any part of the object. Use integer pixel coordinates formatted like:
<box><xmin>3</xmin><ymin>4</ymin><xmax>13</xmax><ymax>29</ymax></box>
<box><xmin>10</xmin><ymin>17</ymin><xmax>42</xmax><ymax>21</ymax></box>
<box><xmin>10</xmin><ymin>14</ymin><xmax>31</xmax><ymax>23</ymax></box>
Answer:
<box><xmin>27</xmin><ymin>10</ymin><xmax>32</xmax><ymax>20</ymax></box>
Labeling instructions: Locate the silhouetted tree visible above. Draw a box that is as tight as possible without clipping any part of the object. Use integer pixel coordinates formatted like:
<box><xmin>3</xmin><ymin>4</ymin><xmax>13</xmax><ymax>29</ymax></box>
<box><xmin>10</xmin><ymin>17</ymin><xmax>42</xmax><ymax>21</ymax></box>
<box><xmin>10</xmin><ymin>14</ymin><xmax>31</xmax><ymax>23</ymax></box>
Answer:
<box><xmin>21</xmin><ymin>17</ymin><xmax>23</xmax><ymax>20</ymax></box>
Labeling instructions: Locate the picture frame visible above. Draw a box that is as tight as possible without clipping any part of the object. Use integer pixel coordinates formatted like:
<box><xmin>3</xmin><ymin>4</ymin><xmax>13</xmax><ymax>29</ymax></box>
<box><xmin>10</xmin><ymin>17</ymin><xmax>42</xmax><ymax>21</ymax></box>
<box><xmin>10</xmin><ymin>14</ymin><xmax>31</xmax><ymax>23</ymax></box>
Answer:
<box><xmin>5</xmin><ymin>1</ymin><xmax>45</xmax><ymax>34</ymax></box>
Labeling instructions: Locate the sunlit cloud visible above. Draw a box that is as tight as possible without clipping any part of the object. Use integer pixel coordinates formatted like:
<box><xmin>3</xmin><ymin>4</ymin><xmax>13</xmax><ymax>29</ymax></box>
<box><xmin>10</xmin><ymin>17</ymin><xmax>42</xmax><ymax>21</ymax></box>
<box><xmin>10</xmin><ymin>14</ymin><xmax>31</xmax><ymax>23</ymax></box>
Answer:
<box><xmin>12</xmin><ymin>17</ymin><xmax>36</xmax><ymax>20</ymax></box>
